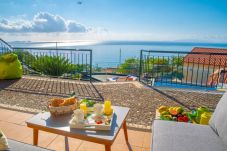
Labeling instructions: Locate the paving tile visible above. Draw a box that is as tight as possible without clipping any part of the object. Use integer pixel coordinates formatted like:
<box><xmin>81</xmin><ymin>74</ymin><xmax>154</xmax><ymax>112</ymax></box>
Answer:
<box><xmin>0</xmin><ymin>109</ymin><xmax>152</xmax><ymax>151</ymax></box>
<box><xmin>47</xmin><ymin>135</ymin><xmax>82</xmax><ymax>151</ymax></box>
<box><xmin>114</xmin><ymin>129</ymin><xmax>126</xmax><ymax>144</ymax></box>
<box><xmin>23</xmin><ymin>131</ymin><xmax>58</xmax><ymax>148</ymax></box>
<box><xmin>110</xmin><ymin>128</ymin><xmax>148</xmax><ymax>148</ymax></box>
<box><xmin>126</xmin><ymin>130</ymin><xmax>146</xmax><ymax>147</ymax></box>
<box><xmin>5</xmin><ymin>111</ymin><xmax>34</xmax><ymax>125</ymax></box>
<box><xmin>142</xmin><ymin>147</ymin><xmax>150</xmax><ymax>151</ymax></box>
<box><xmin>112</xmin><ymin>143</ymin><xmax>143</xmax><ymax>151</ymax></box>
<box><xmin>0</xmin><ymin>109</ymin><xmax>17</xmax><ymax>121</ymax></box>
<box><xmin>0</xmin><ymin>121</ymin><xmax>32</xmax><ymax>142</ymax></box>
<box><xmin>142</xmin><ymin>132</ymin><xmax>152</xmax><ymax>148</ymax></box>
<box><xmin>76</xmin><ymin>141</ymin><xmax>104</xmax><ymax>151</ymax></box>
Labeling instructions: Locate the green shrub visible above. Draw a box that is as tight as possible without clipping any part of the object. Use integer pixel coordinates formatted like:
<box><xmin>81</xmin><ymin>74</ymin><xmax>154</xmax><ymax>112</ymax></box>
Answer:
<box><xmin>31</xmin><ymin>55</ymin><xmax>72</xmax><ymax>76</ymax></box>
<box><xmin>117</xmin><ymin>58</ymin><xmax>139</xmax><ymax>75</ymax></box>
<box><xmin>72</xmin><ymin>73</ymin><xmax>82</xmax><ymax>80</ymax></box>
<box><xmin>14</xmin><ymin>49</ymin><xmax>36</xmax><ymax>66</ymax></box>
<box><xmin>9</xmin><ymin>50</ymin><xmax>89</xmax><ymax>77</ymax></box>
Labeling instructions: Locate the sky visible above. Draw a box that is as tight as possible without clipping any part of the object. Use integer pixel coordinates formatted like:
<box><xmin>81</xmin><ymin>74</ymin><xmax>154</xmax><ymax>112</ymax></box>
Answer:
<box><xmin>0</xmin><ymin>0</ymin><xmax>227</xmax><ymax>42</ymax></box>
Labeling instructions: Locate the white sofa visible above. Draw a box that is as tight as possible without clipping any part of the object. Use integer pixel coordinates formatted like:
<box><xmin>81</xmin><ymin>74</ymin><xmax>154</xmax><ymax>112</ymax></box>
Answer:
<box><xmin>152</xmin><ymin>92</ymin><xmax>227</xmax><ymax>151</ymax></box>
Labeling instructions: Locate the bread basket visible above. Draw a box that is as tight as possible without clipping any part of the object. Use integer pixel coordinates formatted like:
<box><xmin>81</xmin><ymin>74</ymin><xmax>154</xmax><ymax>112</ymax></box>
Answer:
<box><xmin>48</xmin><ymin>97</ymin><xmax>78</xmax><ymax>116</ymax></box>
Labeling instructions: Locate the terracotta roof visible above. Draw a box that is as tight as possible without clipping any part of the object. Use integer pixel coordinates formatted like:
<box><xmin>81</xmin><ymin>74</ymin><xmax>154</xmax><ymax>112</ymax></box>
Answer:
<box><xmin>184</xmin><ymin>47</ymin><xmax>227</xmax><ymax>66</ymax></box>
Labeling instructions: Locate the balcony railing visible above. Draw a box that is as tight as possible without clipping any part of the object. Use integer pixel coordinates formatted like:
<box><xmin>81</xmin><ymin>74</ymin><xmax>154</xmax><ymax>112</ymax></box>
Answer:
<box><xmin>93</xmin><ymin>61</ymin><xmax>139</xmax><ymax>76</ymax></box>
<box><xmin>0</xmin><ymin>39</ymin><xmax>93</xmax><ymax>81</ymax></box>
<box><xmin>139</xmin><ymin>50</ymin><xmax>227</xmax><ymax>89</ymax></box>
<box><xmin>0</xmin><ymin>38</ymin><xmax>13</xmax><ymax>54</ymax></box>
<box><xmin>2</xmin><ymin>38</ymin><xmax>227</xmax><ymax>88</ymax></box>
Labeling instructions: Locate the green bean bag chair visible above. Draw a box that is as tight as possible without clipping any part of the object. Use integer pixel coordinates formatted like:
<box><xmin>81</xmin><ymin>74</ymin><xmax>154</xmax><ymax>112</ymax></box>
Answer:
<box><xmin>0</xmin><ymin>53</ymin><xmax>22</xmax><ymax>79</ymax></box>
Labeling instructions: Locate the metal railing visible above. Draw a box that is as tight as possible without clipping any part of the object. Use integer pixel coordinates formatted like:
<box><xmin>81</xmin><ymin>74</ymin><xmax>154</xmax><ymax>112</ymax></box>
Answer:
<box><xmin>0</xmin><ymin>39</ymin><xmax>93</xmax><ymax>82</ymax></box>
<box><xmin>0</xmin><ymin>38</ymin><xmax>13</xmax><ymax>54</ymax></box>
<box><xmin>139</xmin><ymin>50</ymin><xmax>227</xmax><ymax>88</ymax></box>
<box><xmin>93</xmin><ymin>61</ymin><xmax>139</xmax><ymax>76</ymax></box>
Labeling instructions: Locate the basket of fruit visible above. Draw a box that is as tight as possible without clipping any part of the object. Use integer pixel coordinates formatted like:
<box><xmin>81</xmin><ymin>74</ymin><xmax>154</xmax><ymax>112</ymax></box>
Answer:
<box><xmin>48</xmin><ymin>94</ymin><xmax>78</xmax><ymax>116</ymax></box>
<box><xmin>157</xmin><ymin>106</ymin><xmax>190</xmax><ymax>122</ymax></box>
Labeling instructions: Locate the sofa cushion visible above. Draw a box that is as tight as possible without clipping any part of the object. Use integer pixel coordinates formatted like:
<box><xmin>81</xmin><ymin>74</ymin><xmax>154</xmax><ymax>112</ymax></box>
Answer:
<box><xmin>209</xmin><ymin>92</ymin><xmax>227</xmax><ymax>145</ymax></box>
<box><xmin>152</xmin><ymin>120</ymin><xmax>227</xmax><ymax>151</ymax></box>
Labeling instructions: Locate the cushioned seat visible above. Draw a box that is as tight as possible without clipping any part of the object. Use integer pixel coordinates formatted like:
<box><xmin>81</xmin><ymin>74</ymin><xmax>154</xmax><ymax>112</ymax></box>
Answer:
<box><xmin>152</xmin><ymin>120</ymin><xmax>227</xmax><ymax>151</ymax></box>
<box><xmin>152</xmin><ymin>92</ymin><xmax>227</xmax><ymax>151</ymax></box>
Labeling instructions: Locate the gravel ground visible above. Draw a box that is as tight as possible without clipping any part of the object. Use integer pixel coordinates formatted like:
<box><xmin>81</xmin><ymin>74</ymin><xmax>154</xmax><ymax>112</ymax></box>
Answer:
<box><xmin>155</xmin><ymin>87</ymin><xmax>222</xmax><ymax>110</ymax></box>
<box><xmin>0</xmin><ymin>77</ymin><xmax>223</xmax><ymax>129</ymax></box>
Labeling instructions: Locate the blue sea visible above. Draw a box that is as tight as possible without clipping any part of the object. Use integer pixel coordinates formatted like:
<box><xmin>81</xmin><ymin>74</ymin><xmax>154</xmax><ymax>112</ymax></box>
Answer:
<box><xmin>10</xmin><ymin>41</ymin><xmax>227</xmax><ymax>67</ymax></box>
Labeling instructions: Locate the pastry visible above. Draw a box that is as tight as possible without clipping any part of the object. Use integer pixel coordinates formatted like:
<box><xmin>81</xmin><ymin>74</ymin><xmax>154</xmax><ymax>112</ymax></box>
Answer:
<box><xmin>50</xmin><ymin>98</ymin><xmax>64</xmax><ymax>107</ymax></box>
<box><xmin>59</xmin><ymin>97</ymin><xmax>77</xmax><ymax>106</ymax></box>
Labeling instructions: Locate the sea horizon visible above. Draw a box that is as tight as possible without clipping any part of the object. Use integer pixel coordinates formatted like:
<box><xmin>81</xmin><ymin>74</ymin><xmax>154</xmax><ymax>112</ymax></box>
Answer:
<box><xmin>9</xmin><ymin>40</ymin><xmax>227</xmax><ymax>47</ymax></box>
<box><xmin>7</xmin><ymin>40</ymin><xmax>227</xmax><ymax>68</ymax></box>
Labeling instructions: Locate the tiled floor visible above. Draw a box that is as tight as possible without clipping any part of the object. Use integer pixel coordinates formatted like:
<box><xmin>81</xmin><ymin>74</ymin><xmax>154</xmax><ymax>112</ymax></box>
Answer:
<box><xmin>0</xmin><ymin>108</ymin><xmax>151</xmax><ymax>151</ymax></box>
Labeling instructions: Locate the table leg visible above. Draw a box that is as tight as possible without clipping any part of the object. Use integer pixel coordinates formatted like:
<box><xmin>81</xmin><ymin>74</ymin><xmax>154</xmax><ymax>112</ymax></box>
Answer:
<box><xmin>65</xmin><ymin>136</ymin><xmax>69</xmax><ymax>151</ymax></box>
<box><xmin>105</xmin><ymin>144</ymin><xmax>111</xmax><ymax>151</ymax></box>
<box><xmin>123</xmin><ymin>120</ymin><xmax>128</xmax><ymax>142</ymax></box>
<box><xmin>33</xmin><ymin>129</ymin><xmax>39</xmax><ymax>145</ymax></box>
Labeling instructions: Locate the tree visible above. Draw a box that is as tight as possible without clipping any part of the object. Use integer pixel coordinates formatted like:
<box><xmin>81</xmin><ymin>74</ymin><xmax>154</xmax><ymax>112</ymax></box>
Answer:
<box><xmin>117</xmin><ymin>58</ymin><xmax>139</xmax><ymax>75</ymax></box>
<box><xmin>142</xmin><ymin>56</ymin><xmax>184</xmax><ymax>80</ymax></box>
<box><xmin>171</xmin><ymin>56</ymin><xmax>184</xmax><ymax>80</ymax></box>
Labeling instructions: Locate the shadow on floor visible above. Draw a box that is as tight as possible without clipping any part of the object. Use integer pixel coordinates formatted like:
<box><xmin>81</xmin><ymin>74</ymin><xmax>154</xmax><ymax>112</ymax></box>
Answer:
<box><xmin>0</xmin><ymin>79</ymin><xmax>20</xmax><ymax>90</ymax></box>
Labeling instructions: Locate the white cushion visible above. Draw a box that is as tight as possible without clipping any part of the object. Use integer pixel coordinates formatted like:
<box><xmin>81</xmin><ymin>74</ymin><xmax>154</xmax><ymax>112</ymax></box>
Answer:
<box><xmin>209</xmin><ymin>92</ymin><xmax>227</xmax><ymax>146</ymax></box>
<box><xmin>153</xmin><ymin>120</ymin><xmax>227</xmax><ymax>151</ymax></box>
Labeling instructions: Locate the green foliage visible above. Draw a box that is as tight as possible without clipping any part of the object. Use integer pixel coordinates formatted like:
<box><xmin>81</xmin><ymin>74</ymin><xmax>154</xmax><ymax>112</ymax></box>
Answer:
<box><xmin>71</xmin><ymin>64</ymin><xmax>87</xmax><ymax>73</ymax></box>
<box><xmin>72</xmin><ymin>73</ymin><xmax>82</xmax><ymax>80</ymax></box>
<box><xmin>31</xmin><ymin>55</ymin><xmax>72</xmax><ymax>76</ymax></box>
<box><xmin>172</xmin><ymin>56</ymin><xmax>183</xmax><ymax>66</ymax></box>
<box><xmin>12</xmin><ymin>50</ymin><xmax>87</xmax><ymax>77</ymax></box>
<box><xmin>14</xmin><ymin>49</ymin><xmax>36</xmax><ymax>66</ymax></box>
<box><xmin>144</xmin><ymin>57</ymin><xmax>171</xmax><ymax>74</ymax></box>
<box><xmin>171</xmin><ymin>56</ymin><xmax>184</xmax><ymax>80</ymax></box>
<box><xmin>117</xmin><ymin>58</ymin><xmax>139</xmax><ymax>75</ymax></box>
<box><xmin>143</xmin><ymin>56</ymin><xmax>184</xmax><ymax>80</ymax></box>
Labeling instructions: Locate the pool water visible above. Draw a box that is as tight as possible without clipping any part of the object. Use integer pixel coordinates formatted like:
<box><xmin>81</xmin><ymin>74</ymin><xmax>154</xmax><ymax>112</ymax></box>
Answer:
<box><xmin>154</xmin><ymin>82</ymin><xmax>217</xmax><ymax>91</ymax></box>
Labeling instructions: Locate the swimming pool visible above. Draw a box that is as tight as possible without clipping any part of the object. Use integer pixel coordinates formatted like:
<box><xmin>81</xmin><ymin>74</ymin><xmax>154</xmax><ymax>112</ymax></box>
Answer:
<box><xmin>154</xmin><ymin>81</ymin><xmax>217</xmax><ymax>91</ymax></box>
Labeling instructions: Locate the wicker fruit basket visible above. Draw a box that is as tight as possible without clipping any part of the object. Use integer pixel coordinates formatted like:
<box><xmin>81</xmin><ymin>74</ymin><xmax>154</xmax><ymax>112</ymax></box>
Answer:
<box><xmin>48</xmin><ymin>97</ymin><xmax>78</xmax><ymax>116</ymax></box>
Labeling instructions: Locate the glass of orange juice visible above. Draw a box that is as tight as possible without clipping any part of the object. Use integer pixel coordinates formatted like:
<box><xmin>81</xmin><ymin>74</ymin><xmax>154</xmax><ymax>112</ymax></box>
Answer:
<box><xmin>80</xmin><ymin>103</ymin><xmax>87</xmax><ymax>116</ymax></box>
<box><xmin>104</xmin><ymin>100</ymin><xmax>113</xmax><ymax>115</ymax></box>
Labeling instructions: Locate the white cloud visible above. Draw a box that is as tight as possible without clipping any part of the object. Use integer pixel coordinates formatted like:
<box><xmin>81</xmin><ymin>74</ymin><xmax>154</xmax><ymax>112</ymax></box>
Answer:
<box><xmin>67</xmin><ymin>21</ymin><xmax>88</xmax><ymax>32</ymax></box>
<box><xmin>0</xmin><ymin>12</ymin><xmax>89</xmax><ymax>33</ymax></box>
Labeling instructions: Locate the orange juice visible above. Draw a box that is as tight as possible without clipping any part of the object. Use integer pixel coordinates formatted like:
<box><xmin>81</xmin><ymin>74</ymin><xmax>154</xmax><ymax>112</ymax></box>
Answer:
<box><xmin>80</xmin><ymin>103</ymin><xmax>87</xmax><ymax>116</ymax></box>
<box><xmin>104</xmin><ymin>100</ymin><xmax>112</xmax><ymax>115</ymax></box>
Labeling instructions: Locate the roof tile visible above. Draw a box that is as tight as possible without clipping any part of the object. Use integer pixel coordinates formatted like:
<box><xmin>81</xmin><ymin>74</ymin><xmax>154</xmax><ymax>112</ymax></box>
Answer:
<box><xmin>184</xmin><ymin>47</ymin><xmax>227</xmax><ymax>66</ymax></box>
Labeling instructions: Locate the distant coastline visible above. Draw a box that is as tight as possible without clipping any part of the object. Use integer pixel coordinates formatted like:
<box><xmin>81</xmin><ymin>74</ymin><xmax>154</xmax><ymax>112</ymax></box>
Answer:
<box><xmin>99</xmin><ymin>41</ymin><xmax>227</xmax><ymax>47</ymax></box>
<box><xmin>10</xmin><ymin>40</ymin><xmax>227</xmax><ymax>48</ymax></box>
